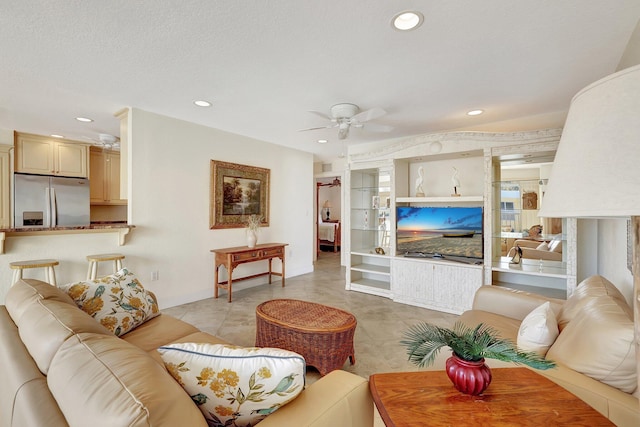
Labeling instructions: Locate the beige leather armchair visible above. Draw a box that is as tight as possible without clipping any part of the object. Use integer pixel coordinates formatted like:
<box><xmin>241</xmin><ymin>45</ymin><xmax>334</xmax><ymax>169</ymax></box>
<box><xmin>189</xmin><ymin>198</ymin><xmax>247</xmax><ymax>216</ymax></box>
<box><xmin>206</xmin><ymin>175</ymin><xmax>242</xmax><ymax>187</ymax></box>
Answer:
<box><xmin>508</xmin><ymin>238</ymin><xmax>563</xmax><ymax>261</ymax></box>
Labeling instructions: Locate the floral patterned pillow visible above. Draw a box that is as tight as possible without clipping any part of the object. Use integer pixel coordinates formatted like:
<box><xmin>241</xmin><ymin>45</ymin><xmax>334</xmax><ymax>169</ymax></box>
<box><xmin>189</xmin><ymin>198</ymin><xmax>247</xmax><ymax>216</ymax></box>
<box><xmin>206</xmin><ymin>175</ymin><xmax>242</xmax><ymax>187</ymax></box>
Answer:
<box><xmin>158</xmin><ymin>343</ymin><xmax>306</xmax><ymax>427</ymax></box>
<box><xmin>60</xmin><ymin>268</ymin><xmax>160</xmax><ymax>336</ymax></box>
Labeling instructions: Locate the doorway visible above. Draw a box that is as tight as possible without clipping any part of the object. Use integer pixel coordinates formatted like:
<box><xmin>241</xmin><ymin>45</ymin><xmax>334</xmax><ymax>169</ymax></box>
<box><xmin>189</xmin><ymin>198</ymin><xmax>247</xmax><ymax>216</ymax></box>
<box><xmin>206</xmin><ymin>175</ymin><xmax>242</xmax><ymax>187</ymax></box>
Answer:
<box><xmin>315</xmin><ymin>176</ymin><xmax>343</xmax><ymax>260</ymax></box>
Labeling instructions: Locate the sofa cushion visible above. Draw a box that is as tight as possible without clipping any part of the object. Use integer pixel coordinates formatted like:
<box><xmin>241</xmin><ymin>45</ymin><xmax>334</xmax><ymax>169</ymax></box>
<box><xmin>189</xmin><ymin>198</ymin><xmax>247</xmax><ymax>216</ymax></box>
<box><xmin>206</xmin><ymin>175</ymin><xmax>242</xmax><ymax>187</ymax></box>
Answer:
<box><xmin>516</xmin><ymin>302</ymin><xmax>559</xmax><ymax>356</ymax></box>
<box><xmin>557</xmin><ymin>275</ymin><xmax>632</xmax><ymax>330</ymax></box>
<box><xmin>0</xmin><ymin>307</ymin><xmax>69</xmax><ymax>427</ymax></box>
<box><xmin>60</xmin><ymin>268</ymin><xmax>160</xmax><ymax>336</ymax></box>
<box><xmin>15</xmin><ymin>298</ymin><xmax>112</xmax><ymax>375</ymax></box>
<box><xmin>459</xmin><ymin>310</ymin><xmax>521</xmax><ymax>343</ymax></box>
<box><xmin>547</xmin><ymin>296</ymin><xmax>636</xmax><ymax>394</ymax></box>
<box><xmin>47</xmin><ymin>332</ymin><xmax>207</xmax><ymax>427</ymax></box>
<box><xmin>158</xmin><ymin>343</ymin><xmax>305</xmax><ymax>427</ymax></box>
<box><xmin>5</xmin><ymin>279</ymin><xmax>111</xmax><ymax>375</ymax></box>
<box><xmin>5</xmin><ymin>279</ymin><xmax>76</xmax><ymax>324</ymax></box>
<box><xmin>121</xmin><ymin>314</ymin><xmax>199</xmax><ymax>352</ymax></box>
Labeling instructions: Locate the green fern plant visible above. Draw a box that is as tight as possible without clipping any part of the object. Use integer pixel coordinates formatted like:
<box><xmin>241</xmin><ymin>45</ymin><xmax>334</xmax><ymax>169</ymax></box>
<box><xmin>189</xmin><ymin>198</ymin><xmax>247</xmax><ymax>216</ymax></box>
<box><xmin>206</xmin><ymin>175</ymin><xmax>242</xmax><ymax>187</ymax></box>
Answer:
<box><xmin>401</xmin><ymin>322</ymin><xmax>555</xmax><ymax>370</ymax></box>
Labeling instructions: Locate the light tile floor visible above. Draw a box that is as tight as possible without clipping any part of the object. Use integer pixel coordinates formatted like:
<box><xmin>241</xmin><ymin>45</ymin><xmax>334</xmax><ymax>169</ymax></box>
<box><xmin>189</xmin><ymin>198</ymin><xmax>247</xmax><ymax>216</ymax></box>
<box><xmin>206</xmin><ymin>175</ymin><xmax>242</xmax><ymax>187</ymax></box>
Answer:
<box><xmin>163</xmin><ymin>252</ymin><xmax>459</xmax><ymax>378</ymax></box>
<box><xmin>162</xmin><ymin>251</ymin><xmax>460</xmax><ymax>425</ymax></box>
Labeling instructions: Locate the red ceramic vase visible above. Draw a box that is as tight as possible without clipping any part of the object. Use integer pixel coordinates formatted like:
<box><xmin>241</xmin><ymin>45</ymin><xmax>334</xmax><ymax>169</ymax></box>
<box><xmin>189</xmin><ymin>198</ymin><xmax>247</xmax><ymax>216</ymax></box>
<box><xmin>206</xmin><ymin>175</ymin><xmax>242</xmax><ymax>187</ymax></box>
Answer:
<box><xmin>445</xmin><ymin>354</ymin><xmax>492</xmax><ymax>395</ymax></box>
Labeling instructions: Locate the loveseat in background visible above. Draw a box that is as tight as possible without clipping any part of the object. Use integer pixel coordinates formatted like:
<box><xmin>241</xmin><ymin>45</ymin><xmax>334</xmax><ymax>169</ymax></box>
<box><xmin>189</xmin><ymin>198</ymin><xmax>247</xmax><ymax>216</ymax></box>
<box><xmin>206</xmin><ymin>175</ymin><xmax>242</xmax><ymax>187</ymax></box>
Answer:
<box><xmin>426</xmin><ymin>277</ymin><xmax>638</xmax><ymax>426</ymax></box>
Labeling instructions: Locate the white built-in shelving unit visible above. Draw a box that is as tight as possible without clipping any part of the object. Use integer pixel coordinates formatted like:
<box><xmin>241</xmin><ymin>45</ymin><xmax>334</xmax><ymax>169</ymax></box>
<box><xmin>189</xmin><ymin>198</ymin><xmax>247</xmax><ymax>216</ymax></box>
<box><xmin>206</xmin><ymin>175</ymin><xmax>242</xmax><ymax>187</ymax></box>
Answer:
<box><xmin>345</xmin><ymin>129</ymin><xmax>576</xmax><ymax>314</ymax></box>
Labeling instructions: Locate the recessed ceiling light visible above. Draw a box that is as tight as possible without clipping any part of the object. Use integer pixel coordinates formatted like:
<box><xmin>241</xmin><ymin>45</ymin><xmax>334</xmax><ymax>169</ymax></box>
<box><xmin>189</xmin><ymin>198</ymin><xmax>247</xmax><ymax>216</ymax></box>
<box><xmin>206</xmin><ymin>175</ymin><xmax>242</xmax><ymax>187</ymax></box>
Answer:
<box><xmin>392</xmin><ymin>11</ymin><xmax>424</xmax><ymax>31</ymax></box>
<box><xmin>75</xmin><ymin>117</ymin><xmax>93</xmax><ymax>122</ymax></box>
<box><xmin>51</xmin><ymin>134</ymin><xmax>64</xmax><ymax>138</ymax></box>
<box><xmin>467</xmin><ymin>109</ymin><xmax>484</xmax><ymax>116</ymax></box>
<box><xmin>194</xmin><ymin>100</ymin><xmax>212</xmax><ymax>107</ymax></box>
<box><xmin>317</xmin><ymin>139</ymin><xmax>328</xmax><ymax>144</ymax></box>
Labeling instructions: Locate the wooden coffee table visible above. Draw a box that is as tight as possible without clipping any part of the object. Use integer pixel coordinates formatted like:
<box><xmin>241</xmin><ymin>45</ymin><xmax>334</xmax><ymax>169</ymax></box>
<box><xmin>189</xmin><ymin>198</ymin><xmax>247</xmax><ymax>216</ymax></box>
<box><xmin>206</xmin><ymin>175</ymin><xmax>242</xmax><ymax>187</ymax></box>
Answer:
<box><xmin>369</xmin><ymin>368</ymin><xmax>614</xmax><ymax>426</ymax></box>
<box><xmin>255</xmin><ymin>299</ymin><xmax>356</xmax><ymax>376</ymax></box>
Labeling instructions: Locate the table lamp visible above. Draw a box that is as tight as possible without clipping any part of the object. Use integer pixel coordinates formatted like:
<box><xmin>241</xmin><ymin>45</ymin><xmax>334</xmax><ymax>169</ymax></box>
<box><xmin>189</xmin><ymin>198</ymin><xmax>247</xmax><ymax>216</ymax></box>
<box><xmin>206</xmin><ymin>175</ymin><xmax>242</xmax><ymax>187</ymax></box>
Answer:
<box><xmin>538</xmin><ymin>64</ymin><xmax>640</xmax><ymax>393</ymax></box>
<box><xmin>323</xmin><ymin>200</ymin><xmax>332</xmax><ymax>221</ymax></box>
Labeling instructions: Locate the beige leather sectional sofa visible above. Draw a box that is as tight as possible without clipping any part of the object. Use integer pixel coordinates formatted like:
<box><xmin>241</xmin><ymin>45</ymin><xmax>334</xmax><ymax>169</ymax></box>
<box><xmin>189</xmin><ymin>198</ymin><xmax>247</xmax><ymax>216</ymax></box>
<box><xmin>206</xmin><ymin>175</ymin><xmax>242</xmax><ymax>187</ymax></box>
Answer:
<box><xmin>0</xmin><ymin>279</ymin><xmax>373</xmax><ymax>427</ymax></box>
<box><xmin>445</xmin><ymin>277</ymin><xmax>638</xmax><ymax>426</ymax></box>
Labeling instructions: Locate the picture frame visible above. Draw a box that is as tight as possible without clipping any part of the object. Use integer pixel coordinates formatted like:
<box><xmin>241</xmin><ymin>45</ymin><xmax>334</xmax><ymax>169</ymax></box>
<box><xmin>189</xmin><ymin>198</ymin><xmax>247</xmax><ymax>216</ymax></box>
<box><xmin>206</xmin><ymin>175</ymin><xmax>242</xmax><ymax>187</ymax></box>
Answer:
<box><xmin>210</xmin><ymin>160</ymin><xmax>270</xmax><ymax>229</ymax></box>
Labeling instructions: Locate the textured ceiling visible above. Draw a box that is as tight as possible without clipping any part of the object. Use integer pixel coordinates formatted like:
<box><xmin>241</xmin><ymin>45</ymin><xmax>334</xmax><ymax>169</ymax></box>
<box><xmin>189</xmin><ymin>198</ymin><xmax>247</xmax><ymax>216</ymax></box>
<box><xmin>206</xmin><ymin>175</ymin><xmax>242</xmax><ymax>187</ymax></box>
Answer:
<box><xmin>1</xmin><ymin>1</ymin><xmax>639</xmax><ymax>161</ymax></box>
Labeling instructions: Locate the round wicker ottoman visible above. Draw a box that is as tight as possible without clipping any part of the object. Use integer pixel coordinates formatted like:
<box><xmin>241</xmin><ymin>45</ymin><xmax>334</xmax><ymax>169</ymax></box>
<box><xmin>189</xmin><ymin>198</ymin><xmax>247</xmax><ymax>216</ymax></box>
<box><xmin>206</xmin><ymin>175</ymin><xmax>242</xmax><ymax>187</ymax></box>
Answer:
<box><xmin>255</xmin><ymin>299</ymin><xmax>357</xmax><ymax>376</ymax></box>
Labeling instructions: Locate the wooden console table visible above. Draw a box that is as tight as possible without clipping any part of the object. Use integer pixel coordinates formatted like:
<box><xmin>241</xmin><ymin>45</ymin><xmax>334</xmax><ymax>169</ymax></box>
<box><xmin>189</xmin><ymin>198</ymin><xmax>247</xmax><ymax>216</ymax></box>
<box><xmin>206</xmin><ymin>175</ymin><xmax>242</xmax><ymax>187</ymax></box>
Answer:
<box><xmin>211</xmin><ymin>243</ymin><xmax>287</xmax><ymax>302</ymax></box>
<box><xmin>369</xmin><ymin>368</ymin><xmax>613</xmax><ymax>426</ymax></box>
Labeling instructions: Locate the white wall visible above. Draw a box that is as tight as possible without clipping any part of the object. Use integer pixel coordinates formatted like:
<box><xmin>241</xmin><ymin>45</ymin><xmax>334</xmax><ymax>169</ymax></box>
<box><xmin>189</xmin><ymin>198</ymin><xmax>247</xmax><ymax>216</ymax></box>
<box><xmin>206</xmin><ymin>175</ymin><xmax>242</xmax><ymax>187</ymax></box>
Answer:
<box><xmin>596</xmin><ymin>218</ymin><xmax>634</xmax><ymax>305</ymax></box>
<box><xmin>0</xmin><ymin>111</ymin><xmax>315</xmax><ymax>307</ymax></box>
<box><xmin>127</xmin><ymin>109</ymin><xmax>314</xmax><ymax>308</ymax></box>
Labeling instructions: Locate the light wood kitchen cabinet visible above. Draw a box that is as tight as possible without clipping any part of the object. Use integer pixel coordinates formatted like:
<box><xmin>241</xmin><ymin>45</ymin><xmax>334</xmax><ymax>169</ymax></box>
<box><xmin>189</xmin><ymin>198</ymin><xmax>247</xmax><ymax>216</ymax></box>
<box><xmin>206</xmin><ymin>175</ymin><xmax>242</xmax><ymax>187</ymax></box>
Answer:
<box><xmin>15</xmin><ymin>132</ymin><xmax>89</xmax><ymax>177</ymax></box>
<box><xmin>90</xmin><ymin>147</ymin><xmax>125</xmax><ymax>205</ymax></box>
<box><xmin>0</xmin><ymin>145</ymin><xmax>11</xmax><ymax>228</ymax></box>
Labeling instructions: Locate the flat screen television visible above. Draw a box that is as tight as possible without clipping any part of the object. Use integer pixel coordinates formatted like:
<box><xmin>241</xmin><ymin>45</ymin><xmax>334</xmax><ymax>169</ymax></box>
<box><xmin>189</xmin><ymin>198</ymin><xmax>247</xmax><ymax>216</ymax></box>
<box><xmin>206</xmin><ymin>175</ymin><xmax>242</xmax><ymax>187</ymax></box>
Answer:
<box><xmin>396</xmin><ymin>206</ymin><xmax>483</xmax><ymax>259</ymax></box>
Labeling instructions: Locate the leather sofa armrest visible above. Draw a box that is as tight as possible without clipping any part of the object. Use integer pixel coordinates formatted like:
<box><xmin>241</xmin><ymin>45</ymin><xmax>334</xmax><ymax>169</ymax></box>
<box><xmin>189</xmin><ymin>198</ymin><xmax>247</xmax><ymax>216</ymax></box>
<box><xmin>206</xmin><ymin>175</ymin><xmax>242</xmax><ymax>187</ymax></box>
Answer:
<box><xmin>258</xmin><ymin>370</ymin><xmax>373</xmax><ymax>427</ymax></box>
<box><xmin>472</xmin><ymin>286</ymin><xmax>563</xmax><ymax>321</ymax></box>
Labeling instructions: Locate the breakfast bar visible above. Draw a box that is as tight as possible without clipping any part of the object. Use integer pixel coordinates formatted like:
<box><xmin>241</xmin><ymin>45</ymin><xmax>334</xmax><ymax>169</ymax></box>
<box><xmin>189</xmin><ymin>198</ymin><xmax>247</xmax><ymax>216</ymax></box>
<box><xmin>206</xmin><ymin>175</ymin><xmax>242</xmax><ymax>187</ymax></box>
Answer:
<box><xmin>0</xmin><ymin>223</ymin><xmax>134</xmax><ymax>254</ymax></box>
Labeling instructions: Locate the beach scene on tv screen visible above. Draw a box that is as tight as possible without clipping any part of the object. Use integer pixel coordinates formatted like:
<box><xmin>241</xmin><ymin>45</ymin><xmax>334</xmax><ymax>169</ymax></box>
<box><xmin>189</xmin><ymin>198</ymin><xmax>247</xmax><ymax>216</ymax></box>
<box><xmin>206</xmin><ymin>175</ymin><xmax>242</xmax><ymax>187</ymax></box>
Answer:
<box><xmin>397</xmin><ymin>206</ymin><xmax>483</xmax><ymax>258</ymax></box>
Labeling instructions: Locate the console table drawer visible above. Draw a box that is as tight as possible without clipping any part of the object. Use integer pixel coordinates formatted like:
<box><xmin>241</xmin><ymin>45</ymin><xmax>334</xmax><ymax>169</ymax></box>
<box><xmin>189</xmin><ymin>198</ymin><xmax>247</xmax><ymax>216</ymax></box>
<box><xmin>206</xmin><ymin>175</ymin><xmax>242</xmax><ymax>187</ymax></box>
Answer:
<box><xmin>232</xmin><ymin>251</ymin><xmax>264</xmax><ymax>262</ymax></box>
<box><xmin>261</xmin><ymin>247</ymin><xmax>284</xmax><ymax>257</ymax></box>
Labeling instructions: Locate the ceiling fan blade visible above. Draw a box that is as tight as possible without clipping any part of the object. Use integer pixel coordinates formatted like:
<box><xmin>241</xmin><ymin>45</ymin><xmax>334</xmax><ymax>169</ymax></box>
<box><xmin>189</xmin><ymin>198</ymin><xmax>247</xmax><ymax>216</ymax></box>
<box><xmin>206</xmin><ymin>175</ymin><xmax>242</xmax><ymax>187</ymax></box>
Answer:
<box><xmin>361</xmin><ymin>122</ymin><xmax>394</xmax><ymax>133</ymax></box>
<box><xmin>308</xmin><ymin>110</ymin><xmax>333</xmax><ymax>121</ymax></box>
<box><xmin>351</xmin><ymin>107</ymin><xmax>387</xmax><ymax>123</ymax></box>
<box><xmin>298</xmin><ymin>125</ymin><xmax>335</xmax><ymax>132</ymax></box>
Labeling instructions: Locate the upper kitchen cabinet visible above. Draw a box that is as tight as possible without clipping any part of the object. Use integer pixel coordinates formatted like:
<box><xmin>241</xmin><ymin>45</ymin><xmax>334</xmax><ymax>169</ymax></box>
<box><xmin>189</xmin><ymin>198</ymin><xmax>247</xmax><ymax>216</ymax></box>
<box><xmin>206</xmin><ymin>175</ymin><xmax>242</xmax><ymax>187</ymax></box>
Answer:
<box><xmin>0</xmin><ymin>145</ymin><xmax>11</xmax><ymax>228</ymax></box>
<box><xmin>14</xmin><ymin>132</ymin><xmax>89</xmax><ymax>178</ymax></box>
<box><xmin>89</xmin><ymin>146</ymin><xmax>125</xmax><ymax>205</ymax></box>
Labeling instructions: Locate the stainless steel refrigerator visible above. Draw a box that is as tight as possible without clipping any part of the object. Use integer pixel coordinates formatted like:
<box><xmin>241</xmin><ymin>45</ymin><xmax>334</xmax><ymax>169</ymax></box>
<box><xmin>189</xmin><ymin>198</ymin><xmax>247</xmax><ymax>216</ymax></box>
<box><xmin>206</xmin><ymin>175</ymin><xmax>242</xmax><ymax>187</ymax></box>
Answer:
<box><xmin>14</xmin><ymin>173</ymin><xmax>90</xmax><ymax>228</ymax></box>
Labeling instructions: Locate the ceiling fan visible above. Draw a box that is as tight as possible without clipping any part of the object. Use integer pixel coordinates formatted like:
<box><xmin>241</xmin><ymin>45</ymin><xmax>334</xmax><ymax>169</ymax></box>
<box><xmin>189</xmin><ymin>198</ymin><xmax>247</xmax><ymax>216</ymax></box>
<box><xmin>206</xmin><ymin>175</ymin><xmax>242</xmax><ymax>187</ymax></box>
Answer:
<box><xmin>300</xmin><ymin>103</ymin><xmax>393</xmax><ymax>140</ymax></box>
<box><xmin>83</xmin><ymin>133</ymin><xmax>121</xmax><ymax>150</ymax></box>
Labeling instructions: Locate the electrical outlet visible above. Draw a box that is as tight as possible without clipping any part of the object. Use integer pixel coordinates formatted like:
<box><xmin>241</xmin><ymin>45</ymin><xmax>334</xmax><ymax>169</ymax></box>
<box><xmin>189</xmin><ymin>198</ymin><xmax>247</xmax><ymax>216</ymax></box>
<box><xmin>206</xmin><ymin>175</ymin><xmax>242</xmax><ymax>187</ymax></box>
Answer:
<box><xmin>151</xmin><ymin>271</ymin><xmax>159</xmax><ymax>281</ymax></box>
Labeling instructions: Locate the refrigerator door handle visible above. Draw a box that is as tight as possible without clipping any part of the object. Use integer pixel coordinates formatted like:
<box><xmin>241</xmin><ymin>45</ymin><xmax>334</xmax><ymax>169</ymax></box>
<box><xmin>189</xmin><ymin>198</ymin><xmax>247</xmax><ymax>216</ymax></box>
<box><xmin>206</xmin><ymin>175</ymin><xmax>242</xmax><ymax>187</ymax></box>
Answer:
<box><xmin>50</xmin><ymin>187</ymin><xmax>57</xmax><ymax>227</ymax></box>
<box><xmin>45</xmin><ymin>187</ymin><xmax>51</xmax><ymax>228</ymax></box>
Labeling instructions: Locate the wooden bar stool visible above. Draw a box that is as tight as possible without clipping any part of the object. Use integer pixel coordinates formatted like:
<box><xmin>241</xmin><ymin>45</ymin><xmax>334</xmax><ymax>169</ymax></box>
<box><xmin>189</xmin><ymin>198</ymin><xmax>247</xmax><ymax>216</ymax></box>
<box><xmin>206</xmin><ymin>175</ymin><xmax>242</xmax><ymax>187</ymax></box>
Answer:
<box><xmin>10</xmin><ymin>259</ymin><xmax>59</xmax><ymax>286</ymax></box>
<box><xmin>86</xmin><ymin>253</ymin><xmax>125</xmax><ymax>280</ymax></box>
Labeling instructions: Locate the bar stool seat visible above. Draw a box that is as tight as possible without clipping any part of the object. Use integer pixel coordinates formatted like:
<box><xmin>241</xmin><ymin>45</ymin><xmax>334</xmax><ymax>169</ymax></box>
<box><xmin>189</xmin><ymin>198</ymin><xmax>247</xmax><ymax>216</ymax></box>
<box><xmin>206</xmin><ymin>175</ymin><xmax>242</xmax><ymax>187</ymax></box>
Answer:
<box><xmin>86</xmin><ymin>253</ymin><xmax>125</xmax><ymax>280</ymax></box>
<box><xmin>10</xmin><ymin>259</ymin><xmax>59</xmax><ymax>286</ymax></box>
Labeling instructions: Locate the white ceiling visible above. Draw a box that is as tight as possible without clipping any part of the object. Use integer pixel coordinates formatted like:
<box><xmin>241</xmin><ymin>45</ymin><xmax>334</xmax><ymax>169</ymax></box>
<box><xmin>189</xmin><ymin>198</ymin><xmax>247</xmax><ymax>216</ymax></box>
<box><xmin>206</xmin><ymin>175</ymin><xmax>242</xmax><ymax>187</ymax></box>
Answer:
<box><xmin>1</xmin><ymin>1</ymin><xmax>639</xmax><ymax>162</ymax></box>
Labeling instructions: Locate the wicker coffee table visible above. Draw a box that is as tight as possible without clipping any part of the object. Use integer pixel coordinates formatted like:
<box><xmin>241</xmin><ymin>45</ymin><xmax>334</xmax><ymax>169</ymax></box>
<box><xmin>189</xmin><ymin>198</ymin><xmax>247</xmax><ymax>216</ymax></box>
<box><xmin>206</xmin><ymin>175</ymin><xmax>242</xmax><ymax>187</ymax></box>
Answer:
<box><xmin>255</xmin><ymin>299</ymin><xmax>357</xmax><ymax>376</ymax></box>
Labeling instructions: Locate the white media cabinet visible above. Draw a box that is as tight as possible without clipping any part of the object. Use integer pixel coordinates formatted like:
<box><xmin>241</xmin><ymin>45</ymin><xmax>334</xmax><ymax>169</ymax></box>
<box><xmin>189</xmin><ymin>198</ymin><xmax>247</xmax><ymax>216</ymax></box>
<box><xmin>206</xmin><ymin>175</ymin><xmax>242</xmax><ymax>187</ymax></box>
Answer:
<box><xmin>345</xmin><ymin>129</ymin><xmax>576</xmax><ymax>315</ymax></box>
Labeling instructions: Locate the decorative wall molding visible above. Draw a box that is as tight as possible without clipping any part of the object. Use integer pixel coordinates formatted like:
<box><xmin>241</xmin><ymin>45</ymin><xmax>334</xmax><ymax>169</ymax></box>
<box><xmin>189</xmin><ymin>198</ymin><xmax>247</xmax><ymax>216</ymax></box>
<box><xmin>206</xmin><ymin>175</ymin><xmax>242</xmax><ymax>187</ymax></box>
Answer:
<box><xmin>349</xmin><ymin>128</ymin><xmax>563</xmax><ymax>163</ymax></box>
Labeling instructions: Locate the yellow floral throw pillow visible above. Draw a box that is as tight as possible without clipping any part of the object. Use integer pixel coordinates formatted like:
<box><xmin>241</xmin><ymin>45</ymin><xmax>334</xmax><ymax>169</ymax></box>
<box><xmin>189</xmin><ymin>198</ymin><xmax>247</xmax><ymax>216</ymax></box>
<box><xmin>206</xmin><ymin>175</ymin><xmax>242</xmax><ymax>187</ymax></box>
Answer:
<box><xmin>158</xmin><ymin>343</ymin><xmax>306</xmax><ymax>427</ymax></box>
<box><xmin>60</xmin><ymin>268</ymin><xmax>159</xmax><ymax>336</ymax></box>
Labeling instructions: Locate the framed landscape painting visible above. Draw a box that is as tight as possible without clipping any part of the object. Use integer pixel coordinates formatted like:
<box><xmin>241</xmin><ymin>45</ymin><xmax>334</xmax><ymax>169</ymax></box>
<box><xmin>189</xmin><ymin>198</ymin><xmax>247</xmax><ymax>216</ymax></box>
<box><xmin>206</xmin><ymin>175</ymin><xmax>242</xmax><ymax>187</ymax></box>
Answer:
<box><xmin>210</xmin><ymin>160</ymin><xmax>270</xmax><ymax>229</ymax></box>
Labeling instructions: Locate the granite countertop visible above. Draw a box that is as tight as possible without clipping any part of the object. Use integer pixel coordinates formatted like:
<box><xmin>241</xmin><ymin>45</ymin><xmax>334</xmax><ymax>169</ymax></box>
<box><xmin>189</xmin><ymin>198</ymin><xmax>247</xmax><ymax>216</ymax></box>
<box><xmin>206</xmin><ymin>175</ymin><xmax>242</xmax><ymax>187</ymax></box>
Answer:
<box><xmin>0</xmin><ymin>222</ymin><xmax>133</xmax><ymax>232</ymax></box>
